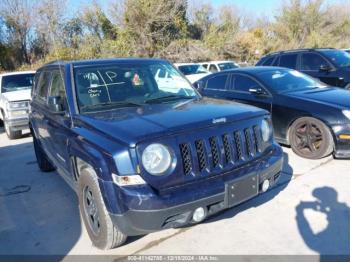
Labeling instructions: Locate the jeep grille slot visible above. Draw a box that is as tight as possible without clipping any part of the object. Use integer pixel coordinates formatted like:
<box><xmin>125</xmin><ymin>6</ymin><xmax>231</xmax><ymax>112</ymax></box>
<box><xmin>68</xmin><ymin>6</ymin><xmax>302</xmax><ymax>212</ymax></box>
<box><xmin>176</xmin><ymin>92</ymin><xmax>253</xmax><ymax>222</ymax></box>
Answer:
<box><xmin>222</xmin><ymin>134</ymin><xmax>232</xmax><ymax>164</ymax></box>
<box><xmin>209</xmin><ymin>137</ymin><xmax>220</xmax><ymax>167</ymax></box>
<box><xmin>244</xmin><ymin>128</ymin><xmax>253</xmax><ymax>157</ymax></box>
<box><xmin>195</xmin><ymin>140</ymin><xmax>207</xmax><ymax>171</ymax></box>
<box><xmin>180</xmin><ymin>143</ymin><xmax>192</xmax><ymax>175</ymax></box>
<box><xmin>234</xmin><ymin>131</ymin><xmax>242</xmax><ymax>160</ymax></box>
<box><xmin>253</xmin><ymin>125</ymin><xmax>262</xmax><ymax>153</ymax></box>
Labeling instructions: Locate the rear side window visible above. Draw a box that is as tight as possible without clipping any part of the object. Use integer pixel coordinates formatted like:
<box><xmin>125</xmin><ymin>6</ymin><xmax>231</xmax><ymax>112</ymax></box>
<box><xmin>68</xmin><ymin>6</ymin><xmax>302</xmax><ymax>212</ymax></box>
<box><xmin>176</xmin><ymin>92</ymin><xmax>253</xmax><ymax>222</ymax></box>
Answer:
<box><xmin>301</xmin><ymin>53</ymin><xmax>329</xmax><ymax>71</ymax></box>
<box><xmin>279</xmin><ymin>54</ymin><xmax>298</xmax><ymax>69</ymax></box>
<box><xmin>36</xmin><ymin>71</ymin><xmax>52</xmax><ymax>101</ymax></box>
<box><xmin>262</xmin><ymin>56</ymin><xmax>277</xmax><ymax>66</ymax></box>
<box><xmin>206</xmin><ymin>74</ymin><xmax>229</xmax><ymax>90</ymax></box>
<box><xmin>256</xmin><ymin>55</ymin><xmax>276</xmax><ymax>66</ymax></box>
<box><xmin>232</xmin><ymin>75</ymin><xmax>259</xmax><ymax>92</ymax></box>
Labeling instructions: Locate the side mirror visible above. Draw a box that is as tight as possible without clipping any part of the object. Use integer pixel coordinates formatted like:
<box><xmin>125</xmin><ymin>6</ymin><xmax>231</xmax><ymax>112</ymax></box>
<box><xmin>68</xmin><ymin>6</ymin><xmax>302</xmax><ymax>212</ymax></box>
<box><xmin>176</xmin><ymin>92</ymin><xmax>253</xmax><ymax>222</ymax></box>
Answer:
<box><xmin>47</xmin><ymin>96</ymin><xmax>64</xmax><ymax>113</ymax></box>
<box><xmin>195</xmin><ymin>81</ymin><xmax>205</xmax><ymax>91</ymax></box>
<box><xmin>249</xmin><ymin>87</ymin><xmax>266</xmax><ymax>96</ymax></box>
<box><xmin>319</xmin><ymin>64</ymin><xmax>331</xmax><ymax>72</ymax></box>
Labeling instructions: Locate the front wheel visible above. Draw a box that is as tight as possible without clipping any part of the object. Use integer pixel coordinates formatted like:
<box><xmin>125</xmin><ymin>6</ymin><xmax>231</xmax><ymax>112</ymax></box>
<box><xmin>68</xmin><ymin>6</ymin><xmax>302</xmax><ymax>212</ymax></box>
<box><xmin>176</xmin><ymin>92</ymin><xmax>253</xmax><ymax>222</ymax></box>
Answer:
<box><xmin>78</xmin><ymin>167</ymin><xmax>127</xmax><ymax>249</ymax></box>
<box><xmin>4</xmin><ymin>121</ymin><xmax>22</xmax><ymax>139</ymax></box>
<box><xmin>289</xmin><ymin>117</ymin><xmax>333</xmax><ymax>159</ymax></box>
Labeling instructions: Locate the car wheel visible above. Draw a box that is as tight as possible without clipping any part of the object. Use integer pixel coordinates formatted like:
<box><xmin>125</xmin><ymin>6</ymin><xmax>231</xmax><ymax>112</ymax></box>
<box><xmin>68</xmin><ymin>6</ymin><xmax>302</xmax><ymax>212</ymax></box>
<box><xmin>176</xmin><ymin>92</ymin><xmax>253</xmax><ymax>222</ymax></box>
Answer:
<box><xmin>4</xmin><ymin>121</ymin><xmax>22</xmax><ymax>139</ymax></box>
<box><xmin>33</xmin><ymin>135</ymin><xmax>55</xmax><ymax>172</ymax></box>
<box><xmin>78</xmin><ymin>167</ymin><xmax>127</xmax><ymax>249</ymax></box>
<box><xmin>289</xmin><ymin>117</ymin><xmax>333</xmax><ymax>159</ymax></box>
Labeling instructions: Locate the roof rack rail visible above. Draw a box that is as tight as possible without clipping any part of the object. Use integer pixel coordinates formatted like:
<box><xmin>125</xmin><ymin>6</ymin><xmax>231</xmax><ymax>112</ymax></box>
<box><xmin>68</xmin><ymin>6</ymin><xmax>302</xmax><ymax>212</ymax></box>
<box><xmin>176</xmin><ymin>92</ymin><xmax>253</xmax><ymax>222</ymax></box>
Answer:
<box><xmin>266</xmin><ymin>47</ymin><xmax>335</xmax><ymax>56</ymax></box>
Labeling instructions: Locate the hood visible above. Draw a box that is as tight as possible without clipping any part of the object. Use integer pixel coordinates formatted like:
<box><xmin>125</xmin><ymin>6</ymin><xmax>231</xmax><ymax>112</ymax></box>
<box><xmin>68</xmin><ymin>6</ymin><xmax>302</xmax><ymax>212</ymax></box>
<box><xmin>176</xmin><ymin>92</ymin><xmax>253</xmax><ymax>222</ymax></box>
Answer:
<box><xmin>286</xmin><ymin>87</ymin><xmax>350</xmax><ymax>109</ymax></box>
<box><xmin>185</xmin><ymin>73</ymin><xmax>211</xmax><ymax>83</ymax></box>
<box><xmin>76</xmin><ymin>97</ymin><xmax>266</xmax><ymax>146</ymax></box>
<box><xmin>2</xmin><ymin>89</ymin><xmax>31</xmax><ymax>102</ymax></box>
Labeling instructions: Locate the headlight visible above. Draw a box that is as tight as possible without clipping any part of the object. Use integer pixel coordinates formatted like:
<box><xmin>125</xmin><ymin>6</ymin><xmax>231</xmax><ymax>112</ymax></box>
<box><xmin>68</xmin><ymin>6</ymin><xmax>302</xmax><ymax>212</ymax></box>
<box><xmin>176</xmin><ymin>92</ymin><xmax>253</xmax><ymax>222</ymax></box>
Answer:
<box><xmin>8</xmin><ymin>101</ymin><xmax>28</xmax><ymax>110</ymax></box>
<box><xmin>342</xmin><ymin>110</ymin><xmax>350</xmax><ymax>120</ymax></box>
<box><xmin>141</xmin><ymin>143</ymin><xmax>172</xmax><ymax>175</ymax></box>
<box><xmin>261</xmin><ymin>119</ymin><xmax>272</xmax><ymax>142</ymax></box>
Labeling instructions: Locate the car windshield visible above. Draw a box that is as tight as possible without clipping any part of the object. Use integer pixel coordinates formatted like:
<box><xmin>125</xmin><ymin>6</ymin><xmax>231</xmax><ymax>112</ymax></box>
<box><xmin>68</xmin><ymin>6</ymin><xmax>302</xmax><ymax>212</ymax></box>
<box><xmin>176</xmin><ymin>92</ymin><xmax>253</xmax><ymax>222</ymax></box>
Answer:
<box><xmin>1</xmin><ymin>73</ymin><xmax>34</xmax><ymax>93</ymax></box>
<box><xmin>257</xmin><ymin>69</ymin><xmax>327</xmax><ymax>93</ymax></box>
<box><xmin>74</xmin><ymin>61</ymin><xmax>198</xmax><ymax>113</ymax></box>
<box><xmin>218</xmin><ymin>62</ymin><xmax>239</xmax><ymax>71</ymax></box>
<box><xmin>319</xmin><ymin>49</ymin><xmax>350</xmax><ymax>67</ymax></box>
<box><xmin>177</xmin><ymin>65</ymin><xmax>208</xmax><ymax>75</ymax></box>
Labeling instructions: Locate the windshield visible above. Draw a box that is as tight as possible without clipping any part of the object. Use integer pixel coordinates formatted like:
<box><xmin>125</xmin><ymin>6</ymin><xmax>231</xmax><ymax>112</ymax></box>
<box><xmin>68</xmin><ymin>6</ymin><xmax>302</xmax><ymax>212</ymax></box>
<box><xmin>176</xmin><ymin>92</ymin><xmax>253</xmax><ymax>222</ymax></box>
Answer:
<box><xmin>218</xmin><ymin>62</ymin><xmax>239</xmax><ymax>71</ymax></box>
<box><xmin>1</xmin><ymin>73</ymin><xmax>34</xmax><ymax>93</ymax></box>
<box><xmin>258</xmin><ymin>69</ymin><xmax>327</xmax><ymax>93</ymax></box>
<box><xmin>74</xmin><ymin>61</ymin><xmax>198</xmax><ymax>112</ymax></box>
<box><xmin>177</xmin><ymin>65</ymin><xmax>208</xmax><ymax>75</ymax></box>
<box><xmin>319</xmin><ymin>50</ymin><xmax>350</xmax><ymax>67</ymax></box>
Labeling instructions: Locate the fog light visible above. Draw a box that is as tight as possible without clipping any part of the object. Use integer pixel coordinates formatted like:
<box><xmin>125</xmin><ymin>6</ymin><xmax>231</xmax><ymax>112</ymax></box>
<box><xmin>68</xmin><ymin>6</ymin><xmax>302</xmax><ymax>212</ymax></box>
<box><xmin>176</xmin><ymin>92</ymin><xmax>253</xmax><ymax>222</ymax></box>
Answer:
<box><xmin>192</xmin><ymin>207</ymin><xmax>206</xmax><ymax>222</ymax></box>
<box><xmin>262</xmin><ymin>179</ymin><xmax>270</xmax><ymax>192</ymax></box>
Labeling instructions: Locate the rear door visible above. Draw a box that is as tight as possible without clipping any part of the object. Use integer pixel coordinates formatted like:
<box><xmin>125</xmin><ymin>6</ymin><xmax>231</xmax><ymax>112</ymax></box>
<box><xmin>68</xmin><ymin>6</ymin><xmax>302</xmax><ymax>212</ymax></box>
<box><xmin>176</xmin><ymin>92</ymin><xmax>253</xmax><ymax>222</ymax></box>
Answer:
<box><xmin>30</xmin><ymin>71</ymin><xmax>52</xmax><ymax>151</ymax></box>
<box><xmin>299</xmin><ymin>52</ymin><xmax>337</xmax><ymax>86</ymax></box>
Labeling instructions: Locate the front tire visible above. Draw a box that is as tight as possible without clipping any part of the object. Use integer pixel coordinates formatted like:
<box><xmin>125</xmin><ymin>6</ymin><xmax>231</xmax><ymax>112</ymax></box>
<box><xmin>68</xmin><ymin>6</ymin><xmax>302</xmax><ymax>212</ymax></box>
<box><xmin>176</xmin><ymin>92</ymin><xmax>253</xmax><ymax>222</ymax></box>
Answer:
<box><xmin>289</xmin><ymin>117</ymin><xmax>333</xmax><ymax>159</ymax></box>
<box><xmin>4</xmin><ymin>121</ymin><xmax>22</xmax><ymax>139</ymax></box>
<box><xmin>78</xmin><ymin>167</ymin><xmax>127</xmax><ymax>249</ymax></box>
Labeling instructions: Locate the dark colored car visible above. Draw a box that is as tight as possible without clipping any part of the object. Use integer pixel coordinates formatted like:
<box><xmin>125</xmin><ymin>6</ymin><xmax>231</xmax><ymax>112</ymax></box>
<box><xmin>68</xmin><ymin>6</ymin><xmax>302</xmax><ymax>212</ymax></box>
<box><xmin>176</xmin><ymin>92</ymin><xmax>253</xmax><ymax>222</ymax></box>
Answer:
<box><xmin>256</xmin><ymin>48</ymin><xmax>350</xmax><ymax>89</ymax></box>
<box><xmin>195</xmin><ymin>67</ymin><xmax>350</xmax><ymax>159</ymax></box>
<box><xmin>29</xmin><ymin>59</ymin><xmax>283</xmax><ymax>249</ymax></box>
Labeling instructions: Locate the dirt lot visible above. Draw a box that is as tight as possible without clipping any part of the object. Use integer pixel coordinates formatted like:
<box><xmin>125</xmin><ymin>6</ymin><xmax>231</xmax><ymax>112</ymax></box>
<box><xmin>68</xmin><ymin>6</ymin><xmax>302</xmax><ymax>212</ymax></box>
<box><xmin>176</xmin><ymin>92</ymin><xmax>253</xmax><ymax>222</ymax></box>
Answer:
<box><xmin>0</xmin><ymin>128</ymin><xmax>350</xmax><ymax>257</ymax></box>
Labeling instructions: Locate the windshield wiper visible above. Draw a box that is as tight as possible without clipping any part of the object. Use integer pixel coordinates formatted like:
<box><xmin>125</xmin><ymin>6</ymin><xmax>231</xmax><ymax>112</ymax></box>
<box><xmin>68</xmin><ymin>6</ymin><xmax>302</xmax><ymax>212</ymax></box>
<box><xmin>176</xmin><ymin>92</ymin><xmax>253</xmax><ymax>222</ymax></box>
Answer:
<box><xmin>81</xmin><ymin>101</ymin><xmax>144</xmax><ymax>110</ymax></box>
<box><xmin>144</xmin><ymin>95</ymin><xmax>196</xmax><ymax>104</ymax></box>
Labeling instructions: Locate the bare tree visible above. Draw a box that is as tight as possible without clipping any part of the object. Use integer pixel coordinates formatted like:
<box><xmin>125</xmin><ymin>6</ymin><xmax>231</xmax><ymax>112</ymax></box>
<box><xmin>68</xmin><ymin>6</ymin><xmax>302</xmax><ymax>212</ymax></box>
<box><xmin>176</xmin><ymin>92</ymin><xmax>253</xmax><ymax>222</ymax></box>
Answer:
<box><xmin>0</xmin><ymin>0</ymin><xmax>35</xmax><ymax>64</ymax></box>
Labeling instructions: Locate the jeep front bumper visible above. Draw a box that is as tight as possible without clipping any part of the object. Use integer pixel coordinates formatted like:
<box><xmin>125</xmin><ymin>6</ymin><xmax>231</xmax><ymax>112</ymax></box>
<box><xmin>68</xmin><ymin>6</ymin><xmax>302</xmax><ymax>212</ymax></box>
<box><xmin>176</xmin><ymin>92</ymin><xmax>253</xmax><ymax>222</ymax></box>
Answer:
<box><xmin>108</xmin><ymin>143</ymin><xmax>284</xmax><ymax>236</ymax></box>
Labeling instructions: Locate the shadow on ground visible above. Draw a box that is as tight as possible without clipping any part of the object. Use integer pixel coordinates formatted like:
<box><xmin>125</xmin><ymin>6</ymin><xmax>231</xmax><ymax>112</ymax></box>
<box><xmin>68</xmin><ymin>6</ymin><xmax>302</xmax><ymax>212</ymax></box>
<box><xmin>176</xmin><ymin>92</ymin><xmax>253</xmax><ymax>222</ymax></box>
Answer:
<box><xmin>296</xmin><ymin>186</ymin><xmax>350</xmax><ymax>258</ymax></box>
<box><xmin>0</xmin><ymin>140</ymin><xmax>81</xmax><ymax>257</ymax></box>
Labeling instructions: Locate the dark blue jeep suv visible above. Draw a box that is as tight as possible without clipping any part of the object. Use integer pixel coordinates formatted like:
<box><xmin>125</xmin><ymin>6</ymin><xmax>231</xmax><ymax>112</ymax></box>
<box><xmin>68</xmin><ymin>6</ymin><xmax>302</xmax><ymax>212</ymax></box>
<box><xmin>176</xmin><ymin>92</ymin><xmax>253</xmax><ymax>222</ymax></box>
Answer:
<box><xmin>29</xmin><ymin>58</ymin><xmax>283</xmax><ymax>249</ymax></box>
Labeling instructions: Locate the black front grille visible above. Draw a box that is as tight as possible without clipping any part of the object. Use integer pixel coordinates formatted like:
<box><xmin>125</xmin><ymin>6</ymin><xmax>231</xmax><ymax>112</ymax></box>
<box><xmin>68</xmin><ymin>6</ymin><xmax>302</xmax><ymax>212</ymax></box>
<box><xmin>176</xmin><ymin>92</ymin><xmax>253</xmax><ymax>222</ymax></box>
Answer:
<box><xmin>178</xmin><ymin>125</ymin><xmax>264</xmax><ymax>176</ymax></box>
<box><xmin>209</xmin><ymin>137</ymin><xmax>220</xmax><ymax>167</ymax></box>
<box><xmin>179</xmin><ymin>143</ymin><xmax>192</xmax><ymax>175</ymax></box>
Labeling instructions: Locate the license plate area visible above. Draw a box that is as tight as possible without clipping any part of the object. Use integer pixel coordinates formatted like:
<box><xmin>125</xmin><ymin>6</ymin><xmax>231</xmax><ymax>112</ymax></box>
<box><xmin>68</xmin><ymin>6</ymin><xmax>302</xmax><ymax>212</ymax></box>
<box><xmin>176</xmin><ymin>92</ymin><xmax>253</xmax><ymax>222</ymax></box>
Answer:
<box><xmin>225</xmin><ymin>173</ymin><xmax>259</xmax><ymax>207</ymax></box>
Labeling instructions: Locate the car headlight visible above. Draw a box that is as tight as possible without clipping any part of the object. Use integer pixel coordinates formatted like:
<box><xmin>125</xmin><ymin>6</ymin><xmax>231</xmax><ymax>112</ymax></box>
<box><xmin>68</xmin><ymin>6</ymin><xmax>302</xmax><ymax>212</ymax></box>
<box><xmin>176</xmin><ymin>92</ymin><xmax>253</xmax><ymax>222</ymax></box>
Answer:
<box><xmin>8</xmin><ymin>101</ymin><xmax>28</xmax><ymax>110</ymax></box>
<box><xmin>141</xmin><ymin>143</ymin><xmax>172</xmax><ymax>175</ymax></box>
<box><xmin>342</xmin><ymin>110</ymin><xmax>350</xmax><ymax>120</ymax></box>
<box><xmin>261</xmin><ymin>119</ymin><xmax>272</xmax><ymax>142</ymax></box>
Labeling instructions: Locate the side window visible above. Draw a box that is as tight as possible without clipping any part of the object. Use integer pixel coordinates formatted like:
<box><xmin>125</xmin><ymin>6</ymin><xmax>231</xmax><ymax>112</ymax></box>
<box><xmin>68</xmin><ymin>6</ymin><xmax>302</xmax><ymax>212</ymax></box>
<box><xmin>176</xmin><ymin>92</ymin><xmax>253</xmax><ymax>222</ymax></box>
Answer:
<box><xmin>50</xmin><ymin>71</ymin><xmax>66</xmax><ymax>99</ymax></box>
<box><xmin>209</xmin><ymin>64</ymin><xmax>218</xmax><ymax>73</ymax></box>
<box><xmin>37</xmin><ymin>71</ymin><xmax>52</xmax><ymax>101</ymax></box>
<box><xmin>262</xmin><ymin>55</ymin><xmax>276</xmax><ymax>66</ymax></box>
<box><xmin>279</xmin><ymin>54</ymin><xmax>298</xmax><ymax>69</ymax></box>
<box><xmin>205</xmin><ymin>74</ymin><xmax>229</xmax><ymax>90</ymax></box>
<box><xmin>202</xmin><ymin>64</ymin><xmax>208</xmax><ymax>69</ymax></box>
<box><xmin>233</xmin><ymin>75</ymin><xmax>259</xmax><ymax>93</ymax></box>
<box><xmin>301</xmin><ymin>53</ymin><xmax>329</xmax><ymax>71</ymax></box>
